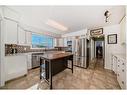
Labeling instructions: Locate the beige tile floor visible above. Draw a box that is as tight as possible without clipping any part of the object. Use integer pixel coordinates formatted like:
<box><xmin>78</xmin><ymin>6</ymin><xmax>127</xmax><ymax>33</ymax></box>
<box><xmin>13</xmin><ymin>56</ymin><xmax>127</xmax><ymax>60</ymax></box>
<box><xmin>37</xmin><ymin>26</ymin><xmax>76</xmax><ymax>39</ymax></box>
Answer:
<box><xmin>0</xmin><ymin>58</ymin><xmax>121</xmax><ymax>89</ymax></box>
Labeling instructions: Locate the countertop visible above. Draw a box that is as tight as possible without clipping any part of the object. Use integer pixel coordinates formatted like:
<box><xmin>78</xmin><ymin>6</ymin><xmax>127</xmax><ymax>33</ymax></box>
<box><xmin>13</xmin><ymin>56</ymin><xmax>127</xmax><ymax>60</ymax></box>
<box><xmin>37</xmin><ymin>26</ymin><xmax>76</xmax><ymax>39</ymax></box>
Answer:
<box><xmin>112</xmin><ymin>53</ymin><xmax>126</xmax><ymax>61</ymax></box>
<box><xmin>5</xmin><ymin>51</ymin><xmax>65</xmax><ymax>56</ymax></box>
<box><xmin>5</xmin><ymin>52</ymin><xmax>44</xmax><ymax>56</ymax></box>
<box><xmin>39</xmin><ymin>51</ymin><xmax>73</xmax><ymax>60</ymax></box>
<box><xmin>5</xmin><ymin>53</ymin><xmax>28</xmax><ymax>56</ymax></box>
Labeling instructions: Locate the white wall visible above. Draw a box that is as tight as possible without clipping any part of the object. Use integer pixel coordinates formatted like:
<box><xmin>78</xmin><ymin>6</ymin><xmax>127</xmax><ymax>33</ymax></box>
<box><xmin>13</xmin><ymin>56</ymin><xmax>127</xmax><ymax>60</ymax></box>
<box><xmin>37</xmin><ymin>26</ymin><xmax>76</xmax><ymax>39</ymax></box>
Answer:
<box><xmin>103</xmin><ymin>24</ymin><xmax>126</xmax><ymax>70</ymax></box>
<box><xmin>62</xmin><ymin>29</ymin><xmax>87</xmax><ymax>37</ymax></box>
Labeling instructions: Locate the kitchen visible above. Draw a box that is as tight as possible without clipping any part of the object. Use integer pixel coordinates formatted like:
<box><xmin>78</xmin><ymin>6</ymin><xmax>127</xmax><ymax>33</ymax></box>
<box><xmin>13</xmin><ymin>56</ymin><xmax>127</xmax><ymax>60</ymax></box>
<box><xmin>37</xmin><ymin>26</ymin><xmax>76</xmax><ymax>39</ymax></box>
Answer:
<box><xmin>0</xmin><ymin>6</ymin><xmax>126</xmax><ymax>89</ymax></box>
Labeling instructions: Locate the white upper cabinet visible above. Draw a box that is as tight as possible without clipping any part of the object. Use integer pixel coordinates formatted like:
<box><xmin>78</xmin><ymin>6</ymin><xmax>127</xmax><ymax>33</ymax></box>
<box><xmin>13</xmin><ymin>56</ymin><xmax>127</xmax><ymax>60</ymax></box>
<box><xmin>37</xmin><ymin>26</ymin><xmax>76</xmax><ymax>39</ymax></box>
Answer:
<box><xmin>120</xmin><ymin>16</ymin><xmax>126</xmax><ymax>44</ymax></box>
<box><xmin>26</xmin><ymin>31</ymin><xmax>32</xmax><ymax>45</ymax></box>
<box><xmin>63</xmin><ymin>38</ymin><xmax>67</xmax><ymax>47</ymax></box>
<box><xmin>4</xmin><ymin>19</ymin><xmax>18</xmax><ymax>44</ymax></box>
<box><xmin>18</xmin><ymin>26</ymin><xmax>26</xmax><ymax>45</ymax></box>
<box><xmin>0</xmin><ymin>7</ymin><xmax>3</xmax><ymax>20</ymax></box>
<box><xmin>58</xmin><ymin>38</ymin><xmax>64</xmax><ymax>46</ymax></box>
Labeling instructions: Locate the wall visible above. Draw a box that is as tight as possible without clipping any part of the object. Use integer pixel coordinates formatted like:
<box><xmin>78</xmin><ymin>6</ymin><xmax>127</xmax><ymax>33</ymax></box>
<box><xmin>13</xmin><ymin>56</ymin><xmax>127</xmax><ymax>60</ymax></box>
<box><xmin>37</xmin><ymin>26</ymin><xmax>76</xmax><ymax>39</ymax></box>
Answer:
<box><xmin>62</xmin><ymin>29</ymin><xmax>87</xmax><ymax>37</ymax></box>
<box><xmin>61</xmin><ymin>29</ymin><xmax>87</xmax><ymax>47</ymax></box>
<box><xmin>103</xmin><ymin>24</ymin><xmax>126</xmax><ymax>70</ymax></box>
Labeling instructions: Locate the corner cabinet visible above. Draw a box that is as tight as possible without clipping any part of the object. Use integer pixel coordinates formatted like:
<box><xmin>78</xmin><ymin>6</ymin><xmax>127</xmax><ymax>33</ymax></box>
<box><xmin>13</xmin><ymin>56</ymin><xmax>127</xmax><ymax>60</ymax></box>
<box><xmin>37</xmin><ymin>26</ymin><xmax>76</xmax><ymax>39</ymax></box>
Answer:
<box><xmin>4</xmin><ymin>19</ymin><xmax>18</xmax><ymax>44</ymax></box>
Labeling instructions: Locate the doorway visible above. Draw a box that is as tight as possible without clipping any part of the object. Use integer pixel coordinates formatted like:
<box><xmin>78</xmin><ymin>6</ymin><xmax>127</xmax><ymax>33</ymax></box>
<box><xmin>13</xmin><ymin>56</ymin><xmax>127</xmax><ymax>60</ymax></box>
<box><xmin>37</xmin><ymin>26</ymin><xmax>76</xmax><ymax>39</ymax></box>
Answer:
<box><xmin>94</xmin><ymin>36</ymin><xmax>105</xmax><ymax>68</ymax></box>
<box><xmin>95</xmin><ymin>41</ymin><xmax>104</xmax><ymax>58</ymax></box>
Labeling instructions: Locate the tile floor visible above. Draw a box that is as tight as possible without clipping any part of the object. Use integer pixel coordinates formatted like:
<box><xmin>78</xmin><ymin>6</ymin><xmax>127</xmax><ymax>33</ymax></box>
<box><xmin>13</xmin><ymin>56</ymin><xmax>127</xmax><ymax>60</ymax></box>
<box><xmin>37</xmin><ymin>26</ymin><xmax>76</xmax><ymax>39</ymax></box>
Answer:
<box><xmin>0</xmin><ymin>58</ymin><xmax>121</xmax><ymax>89</ymax></box>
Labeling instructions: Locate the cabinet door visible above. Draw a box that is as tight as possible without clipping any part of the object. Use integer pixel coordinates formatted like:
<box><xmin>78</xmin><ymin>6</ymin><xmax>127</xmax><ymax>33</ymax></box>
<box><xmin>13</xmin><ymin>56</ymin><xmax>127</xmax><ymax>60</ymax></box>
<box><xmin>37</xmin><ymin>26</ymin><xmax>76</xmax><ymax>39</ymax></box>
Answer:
<box><xmin>119</xmin><ymin>60</ymin><xmax>126</xmax><ymax>89</ymax></box>
<box><xmin>64</xmin><ymin>38</ymin><xmax>67</xmax><ymax>47</ymax></box>
<box><xmin>26</xmin><ymin>32</ymin><xmax>31</xmax><ymax>45</ymax></box>
<box><xmin>27</xmin><ymin>54</ymin><xmax>32</xmax><ymax>69</ymax></box>
<box><xmin>5</xmin><ymin>55</ymin><xmax>27</xmax><ymax>81</ymax></box>
<box><xmin>112</xmin><ymin>56</ymin><xmax>117</xmax><ymax>74</ymax></box>
<box><xmin>117</xmin><ymin>58</ymin><xmax>121</xmax><ymax>74</ymax></box>
<box><xmin>18</xmin><ymin>27</ymin><xmax>26</xmax><ymax>45</ymax></box>
<box><xmin>4</xmin><ymin>19</ymin><xmax>18</xmax><ymax>44</ymax></box>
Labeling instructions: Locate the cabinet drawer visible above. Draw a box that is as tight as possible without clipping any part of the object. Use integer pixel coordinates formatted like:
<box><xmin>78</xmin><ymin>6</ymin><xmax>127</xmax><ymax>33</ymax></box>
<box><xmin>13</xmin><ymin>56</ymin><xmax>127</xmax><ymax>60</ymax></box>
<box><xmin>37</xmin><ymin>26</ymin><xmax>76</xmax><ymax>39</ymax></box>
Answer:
<box><xmin>121</xmin><ymin>61</ymin><xmax>126</xmax><ymax>70</ymax></box>
<box><xmin>120</xmin><ymin>80</ymin><xmax>126</xmax><ymax>89</ymax></box>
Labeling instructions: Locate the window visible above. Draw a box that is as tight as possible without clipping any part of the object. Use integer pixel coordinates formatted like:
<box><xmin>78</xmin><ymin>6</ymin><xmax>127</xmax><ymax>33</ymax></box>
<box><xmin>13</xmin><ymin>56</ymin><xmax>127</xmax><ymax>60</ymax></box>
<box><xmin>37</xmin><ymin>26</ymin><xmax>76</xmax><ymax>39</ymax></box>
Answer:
<box><xmin>32</xmin><ymin>33</ymin><xmax>53</xmax><ymax>48</ymax></box>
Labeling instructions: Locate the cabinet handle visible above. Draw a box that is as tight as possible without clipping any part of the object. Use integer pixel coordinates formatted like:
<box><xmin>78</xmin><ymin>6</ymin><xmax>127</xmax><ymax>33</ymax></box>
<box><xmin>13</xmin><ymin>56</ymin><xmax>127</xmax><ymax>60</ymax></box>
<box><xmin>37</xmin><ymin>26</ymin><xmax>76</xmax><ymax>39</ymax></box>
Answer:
<box><xmin>122</xmin><ymin>81</ymin><xmax>124</xmax><ymax>84</ymax></box>
<box><xmin>122</xmin><ymin>63</ymin><xmax>125</xmax><ymax>65</ymax></box>
<box><xmin>122</xmin><ymin>69</ymin><xmax>124</xmax><ymax>72</ymax></box>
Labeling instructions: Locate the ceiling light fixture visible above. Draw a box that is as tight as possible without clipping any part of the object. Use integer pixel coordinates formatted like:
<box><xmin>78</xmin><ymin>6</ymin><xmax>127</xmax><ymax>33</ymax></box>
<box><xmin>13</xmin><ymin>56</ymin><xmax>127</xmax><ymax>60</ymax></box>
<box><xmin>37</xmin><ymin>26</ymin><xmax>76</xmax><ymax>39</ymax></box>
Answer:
<box><xmin>104</xmin><ymin>10</ymin><xmax>111</xmax><ymax>23</ymax></box>
<box><xmin>46</xmin><ymin>19</ymin><xmax>68</xmax><ymax>31</ymax></box>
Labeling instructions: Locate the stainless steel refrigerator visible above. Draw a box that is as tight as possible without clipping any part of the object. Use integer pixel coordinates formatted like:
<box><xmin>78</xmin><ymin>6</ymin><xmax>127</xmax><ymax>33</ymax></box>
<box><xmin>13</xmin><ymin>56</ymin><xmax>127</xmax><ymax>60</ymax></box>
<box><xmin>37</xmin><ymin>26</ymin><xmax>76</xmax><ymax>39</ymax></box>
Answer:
<box><xmin>72</xmin><ymin>38</ymin><xmax>89</xmax><ymax>68</ymax></box>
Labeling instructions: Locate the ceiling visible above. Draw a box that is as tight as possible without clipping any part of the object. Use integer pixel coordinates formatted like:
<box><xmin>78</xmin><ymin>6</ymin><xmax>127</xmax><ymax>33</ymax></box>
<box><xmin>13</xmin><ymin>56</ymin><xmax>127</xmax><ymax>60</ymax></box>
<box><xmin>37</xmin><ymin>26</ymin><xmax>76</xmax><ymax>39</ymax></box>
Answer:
<box><xmin>8</xmin><ymin>6</ymin><xmax>125</xmax><ymax>35</ymax></box>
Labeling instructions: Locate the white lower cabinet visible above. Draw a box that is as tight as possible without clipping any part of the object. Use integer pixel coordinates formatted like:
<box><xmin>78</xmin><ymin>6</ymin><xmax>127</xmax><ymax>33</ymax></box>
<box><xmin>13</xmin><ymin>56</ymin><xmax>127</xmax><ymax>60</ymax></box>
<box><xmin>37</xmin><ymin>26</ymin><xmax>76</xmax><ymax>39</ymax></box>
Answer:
<box><xmin>112</xmin><ymin>55</ymin><xmax>117</xmax><ymax>74</ymax></box>
<box><xmin>116</xmin><ymin>57</ymin><xmax>126</xmax><ymax>89</ymax></box>
<box><xmin>5</xmin><ymin>55</ymin><xmax>27</xmax><ymax>81</ymax></box>
<box><xmin>112</xmin><ymin>54</ymin><xmax>126</xmax><ymax>89</ymax></box>
<box><xmin>27</xmin><ymin>54</ymin><xmax>32</xmax><ymax>70</ymax></box>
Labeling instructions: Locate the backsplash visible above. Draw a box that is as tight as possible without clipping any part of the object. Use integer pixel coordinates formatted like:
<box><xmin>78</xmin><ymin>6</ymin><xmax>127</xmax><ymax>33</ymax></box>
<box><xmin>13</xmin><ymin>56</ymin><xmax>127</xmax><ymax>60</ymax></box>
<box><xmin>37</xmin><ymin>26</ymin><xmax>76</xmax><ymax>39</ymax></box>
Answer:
<box><xmin>5</xmin><ymin>44</ymin><xmax>57</xmax><ymax>55</ymax></box>
<box><xmin>5</xmin><ymin>44</ymin><xmax>30</xmax><ymax>54</ymax></box>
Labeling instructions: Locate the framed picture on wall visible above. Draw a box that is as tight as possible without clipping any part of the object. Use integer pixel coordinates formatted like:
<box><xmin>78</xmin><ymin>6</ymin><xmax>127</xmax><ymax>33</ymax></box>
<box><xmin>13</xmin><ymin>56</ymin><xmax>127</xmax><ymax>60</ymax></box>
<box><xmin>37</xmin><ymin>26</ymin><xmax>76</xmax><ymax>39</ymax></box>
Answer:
<box><xmin>107</xmin><ymin>34</ymin><xmax>117</xmax><ymax>44</ymax></box>
<box><xmin>90</xmin><ymin>28</ymin><xmax>103</xmax><ymax>36</ymax></box>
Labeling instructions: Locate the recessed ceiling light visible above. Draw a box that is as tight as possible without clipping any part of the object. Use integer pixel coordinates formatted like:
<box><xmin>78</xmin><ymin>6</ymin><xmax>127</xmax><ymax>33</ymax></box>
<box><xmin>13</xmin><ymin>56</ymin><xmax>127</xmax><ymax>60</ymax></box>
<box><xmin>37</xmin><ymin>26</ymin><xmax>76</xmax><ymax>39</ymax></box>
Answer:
<box><xmin>46</xmin><ymin>19</ymin><xmax>68</xmax><ymax>31</ymax></box>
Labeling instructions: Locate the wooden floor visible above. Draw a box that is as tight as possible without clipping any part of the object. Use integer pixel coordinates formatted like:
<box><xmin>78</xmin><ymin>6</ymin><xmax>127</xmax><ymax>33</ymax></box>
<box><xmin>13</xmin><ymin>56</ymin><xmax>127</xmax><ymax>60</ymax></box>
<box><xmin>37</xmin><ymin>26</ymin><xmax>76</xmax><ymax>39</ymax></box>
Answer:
<box><xmin>0</xmin><ymin>58</ymin><xmax>121</xmax><ymax>89</ymax></box>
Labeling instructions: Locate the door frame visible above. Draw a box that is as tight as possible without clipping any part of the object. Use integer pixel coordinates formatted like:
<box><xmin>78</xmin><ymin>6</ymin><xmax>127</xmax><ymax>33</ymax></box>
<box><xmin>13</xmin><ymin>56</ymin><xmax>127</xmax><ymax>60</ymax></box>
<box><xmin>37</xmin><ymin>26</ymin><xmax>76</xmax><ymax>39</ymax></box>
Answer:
<box><xmin>0</xmin><ymin>19</ymin><xmax>5</xmax><ymax>87</ymax></box>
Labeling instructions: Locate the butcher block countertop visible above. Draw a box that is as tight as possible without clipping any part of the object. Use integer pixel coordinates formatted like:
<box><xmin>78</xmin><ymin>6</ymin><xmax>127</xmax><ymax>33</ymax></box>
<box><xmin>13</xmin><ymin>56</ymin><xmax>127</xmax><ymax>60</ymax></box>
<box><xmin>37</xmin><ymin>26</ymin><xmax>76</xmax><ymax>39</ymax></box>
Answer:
<box><xmin>39</xmin><ymin>51</ymin><xmax>73</xmax><ymax>60</ymax></box>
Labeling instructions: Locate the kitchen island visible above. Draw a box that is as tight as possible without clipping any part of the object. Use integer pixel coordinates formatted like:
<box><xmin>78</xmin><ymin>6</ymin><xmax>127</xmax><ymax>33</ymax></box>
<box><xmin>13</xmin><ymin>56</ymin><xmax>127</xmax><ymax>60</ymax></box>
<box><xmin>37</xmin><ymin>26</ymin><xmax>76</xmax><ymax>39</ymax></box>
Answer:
<box><xmin>39</xmin><ymin>51</ymin><xmax>73</xmax><ymax>89</ymax></box>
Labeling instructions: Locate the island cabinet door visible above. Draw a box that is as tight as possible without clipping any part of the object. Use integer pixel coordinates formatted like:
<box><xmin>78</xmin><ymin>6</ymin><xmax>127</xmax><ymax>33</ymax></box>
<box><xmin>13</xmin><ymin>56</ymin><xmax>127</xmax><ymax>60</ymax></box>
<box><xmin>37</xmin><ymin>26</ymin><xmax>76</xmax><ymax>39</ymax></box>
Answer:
<box><xmin>45</xmin><ymin>58</ymin><xmax>68</xmax><ymax>79</ymax></box>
